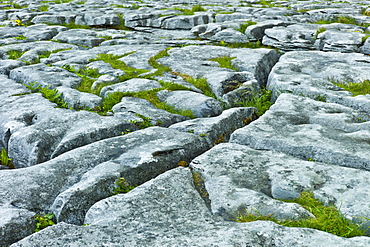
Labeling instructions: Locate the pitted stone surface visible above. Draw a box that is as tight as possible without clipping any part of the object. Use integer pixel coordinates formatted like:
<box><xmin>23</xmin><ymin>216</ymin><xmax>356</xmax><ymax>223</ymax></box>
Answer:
<box><xmin>1</xmin><ymin>0</ymin><xmax>370</xmax><ymax>246</ymax></box>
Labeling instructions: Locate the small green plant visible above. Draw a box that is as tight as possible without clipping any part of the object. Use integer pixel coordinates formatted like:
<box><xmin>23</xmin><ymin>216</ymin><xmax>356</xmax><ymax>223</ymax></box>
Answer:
<box><xmin>315</xmin><ymin>94</ymin><xmax>327</xmax><ymax>102</ymax></box>
<box><xmin>0</xmin><ymin>147</ymin><xmax>14</xmax><ymax>168</ymax></box>
<box><xmin>121</xmin><ymin>129</ymin><xmax>132</xmax><ymax>135</ymax></box>
<box><xmin>25</xmin><ymin>82</ymin><xmax>70</xmax><ymax>109</ymax></box>
<box><xmin>7</xmin><ymin>50</ymin><xmax>25</xmax><ymax>59</ymax></box>
<box><xmin>215</xmin><ymin>40</ymin><xmax>272</xmax><ymax>49</ymax></box>
<box><xmin>14</xmin><ymin>35</ymin><xmax>27</xmax><ymax>40</ymax></box>
<box><xmin>34</xmin><ymin>213</ymin><xmax>55</xmax><ymax>232</ymax></box>
<box><xmin>112</xmin><ymin>178</ymin><xmax>135</xmax><ymax>195</ymax></box>
<box><xmin>209</xmin><ymin>56</ymin><xmax>238</xmax><ymax>71</ymax></box>
<box><xmin>237</xmin><ymin>88</ymin><xmax>273</xmax><ymax>116</ymax></box>
<box><xmin>234</xmin><ymin>21</ymin><xmax>257</xmax><ymax>34</ymax></box>
<box><xmin>332</xmin><ymin>79</ymin><xmax>370</xmax><ymax>96</ymax></box>
<box><xmin>171</xmin><ymin>4</ymin><xmax>206</xmax><ymax>15</ymax></box>
<box><xmin>314</xmin><ymin>27</ymin><xmax>327</xmax><ymax>39</ymax></box>
<box><xmin>129</xmin><ymin>113</ymin><xmax>157</xmax><ymax>129</ymax></box>
<box><xmin>199</xmin><ymin>133</ymin><xmax>207</xmax><ymax>137</ymax></box>
<box><xmin>237</xmin><ymin>191</ymin><xmax>367</xmax><ymax>238</ymax></box>
<box><xmin>39</xmin><ymin>5</ymin><xmax>49</xmax><ymax>11</ymax></box>
<box><xmin>314</xmin><ymin>15</ymin><xmax>362</xmax><ymax>26</ymax></box>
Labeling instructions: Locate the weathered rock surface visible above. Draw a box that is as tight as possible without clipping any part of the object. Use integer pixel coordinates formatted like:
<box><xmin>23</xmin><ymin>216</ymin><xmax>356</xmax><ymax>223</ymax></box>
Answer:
<box><xmin>230</xmin><ymin>93</ymin><xmax>370</xmax><ymax>170</ymax></box>
<box><xmin>267</xmin><ymin>51</ymin><xmax>370</xmax><ymax>113</ymax></box>
<box><xmin>157</xmin><ymin>90</ymin><xmax>223</xmax><ymax>118</ymax></box>
<box><xmin>10</xmin><ymin>168</ymin><xmax>370</xmax><ymax>247</ymax></box>
<box><xmin>1</xmin><ymin>0</ymin><xmax>370</xmax><ymax>246</ymax></box>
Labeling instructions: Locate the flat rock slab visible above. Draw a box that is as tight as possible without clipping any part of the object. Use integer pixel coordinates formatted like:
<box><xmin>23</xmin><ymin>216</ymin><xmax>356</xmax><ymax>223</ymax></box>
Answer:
<box><xmin>11</xmin><ymin>168</ymin><xmax>370</xmax><ymax>247</ymax></box>
<box><xmin>157</xmin><ymin>90</ymin><xmax>223</xmax><ymax>118</ymax></box>
<box><xmin>267</xmin><ymin>51</ymin><xmax>370</xmax><ymax>113</ymax></box>
<box><xmin>158</xmin><ymin>45</ymin><xmax>280</xmax><ymax>86</ymax></box>
<box><xmin>9</xmin><ymin>63</ymin><xmax>82</xmax><ymax>89</ymax></box>
<box><xmin>169</xmin><ymin>107</ymin><xmax>257</xmax><ymax>146</ymax></box>
<box><xmin>0</xmin><ymin>127</ymin><xmax>210</xmax><ymax>240</ymax></box>
<box><xmin>112</xmin><ymin>96</ymin><xmax>188</xmax><ymax>127</ymax></box>
<box><xmin>230</xmin><ymin>93</ymin><xmax>370</xmax><ymax>170</ymax></box>
<box><xmin>0</xmin><ymin>84</ymin><xmax>136</xmax><ymax>167</ymax></box>
<box><xmin>190</xmin><ymin>143</ymin><xmax>370</xmax><ymax>229</ymax></box>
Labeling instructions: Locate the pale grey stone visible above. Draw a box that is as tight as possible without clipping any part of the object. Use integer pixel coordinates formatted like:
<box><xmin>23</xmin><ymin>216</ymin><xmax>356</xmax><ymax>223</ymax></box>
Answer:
<box><xmin>0</xmin><ymin>206</ymin><xmax>36</xmax><ymax>247</ymax></box>
<box><xmin>86</xmin><ymin>61</ymin><xmax>125</xmax><ymax>77</ymax></box>
<box><xmin>0</xmin><ymin>60</ymin><xmax>25</xmax><ymax>75</ymax></box>
<box><xmin>169</xmin><ymin>107</ymin><xmax>257</xmax><ymax>145</ymax></box>
<box><xmin>157</xmin><ymin>90</ymin><xmax>223</xmax><ymax>118</ymax></box>
<box><xmin>10</xmin><ymin>168</ymin><xmax>370</xmax><ymax>246</ymax></box>
<box><xmin>91</xmin><ymin>74</ymin><xmax>119</xmax><ymax>91</ymax></box>
<box><xmin>158</xmin><ymin>45</ymin><xmax>279</xmax><ymax>86</ymax></box>
<box><xmin>245</xmin><ymin>20</ymin><xmax>292</xmax><ymax>41</ymax></box>
<box><xmin>161</xmin><ymin>14</ymin><xmax>213</xmax><ymax>30</ymax></box>
<box><xmin>316</xmin><ymin>30</ymin><xmax>366</xmax><ymax>53</ymax></box>
<box><xmin>9</xmin><ymin>63</ymin><xmax>82</xmax><ymax>89</ymax></box>
<box><xmin>210</xmin><ymin>28</ymin><xmax>249</xmax><ymax>43</ymax></box>
<box><xmin>230</xmin><ymin>93</ymin><xmax>370</xmax><ymax>170</ymax></box>
<box><xmin>190</xmin><ymin>142</ymin><xmax>370</xmax><ymax>230</ymax></box>
<box><xmin>215</xmin><ymin>13</ymin><xmax>253</xmax><ymax>23</ymax></box>
<box><xmin>82</xmin><ymin>12</ymin><xmax>120</xmax><ymax>26</ymax></box>
<box><xmin>56</xmin><ymin>86</ymin><xmax>102</xmax><ymax>110</ymax></box>
<box><xmin>99</xmin><ymin>78</ymin><xmax>161</xmax><ymax>98</ymax></box>
<box><xmin>31</xmin><ymin>14</ymin><xmax>71</xmax><ymax>25</ymax></box>
<box><xmin>112</xmin><ymin>97</ymin><xmax>189</xmax><ymax>127</ymax></box>
<box><xmin>52</xmin><ymin>29</ymin><xmax>105</xmax><ymax>47</ymax></box>
<box><xmin>262</xmin><ymin>23</ymin><xmax>320</xmax><ymax>50</ymax></box>
<box><xmin>267</xmin><ymin>51</ymin><xmax>370</xmax><ymax>113</ymax></box>
<box><xmin>361</xmin><ymin>37</ymin><xmax>370</xmax><ymax>55</ymax></box>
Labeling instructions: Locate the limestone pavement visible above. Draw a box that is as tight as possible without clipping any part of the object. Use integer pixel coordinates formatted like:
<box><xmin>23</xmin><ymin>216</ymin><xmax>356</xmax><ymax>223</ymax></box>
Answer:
<box><xmin>0</xmin><ymin>0</ymin><xmax>370</xmax><ymax>246</ymax></box>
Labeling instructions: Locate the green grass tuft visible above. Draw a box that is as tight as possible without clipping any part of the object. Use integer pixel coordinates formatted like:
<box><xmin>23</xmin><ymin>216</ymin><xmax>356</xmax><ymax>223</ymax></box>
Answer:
<box><xmin>209</xmin><ymin>56</ymin><xmax>238</xmax><ymax>71</ymax></box>
<box><xmin>236</xmin><ymin>87</ymin><xmax>273</xmax><ymax>116</ymax></box>
<box><xmin>332</xmin><ymin>79</ymin><xmax>370</xmax><ymax>96</ymax></box>
<box><xmin>237</xmin><ymin>191</ymin><xmax>367</xmax><ymax>238</ymax></box>
<box><xmin>234</xmin><ymin>21</ymin><xmax>257</xmax><ymax>34</ymax></box>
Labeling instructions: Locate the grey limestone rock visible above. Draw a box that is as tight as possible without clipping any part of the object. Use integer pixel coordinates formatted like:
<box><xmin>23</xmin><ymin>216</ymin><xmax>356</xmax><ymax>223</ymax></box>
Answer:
<box><xmin>245</xmin><ymin>20</ymin><xmax>292</xmax><ymax>41</ymax></box>
<box><xmin>31</xmin><ymin>14</ymin><xmax>73</xmax><ymax>25</ymax></box>
<box><xmin>157</xmin><ymin>90</ymin><xmax>223</xmax><ymax>118</ymax></box>
<box><xmin>262</xmin><ymin>23</ymin><xmax>319</xmax><ymax>51</ymax></box>
<box><xmin>0</xmin><ymin>60</ymin><xmax>25</xmax><ymax>75</ymax></box>
<box><xmin>112</xmin><ymin>97</ymin><xmax>189</xmax><ymax>127</ymax></box>
<box><xmin>52</xmin><ymin>29</ymin><xmax>105</xmax><ymax>47</ymax></box>
<box><xmin>267</xmin><ymin>50</ymin><xmax>370</xmax><ymax>113</ymax></box>
<box><xmin>161</xmin><ymin>14</ymin><xmax>213</xmax><ymax>30</ymax></box>
<box><xmin>56</xmin><ymin>86</ymin><xmax>102</xmax><ymax>110</ymax></box>
<box><xmin>190</xmin><ymin>142</ymin><xmax>370</xmax><ymax>230</ymax></box>
<box><xmin>9</xmin><ymin>63</ymin><xmax>82</xmax><ymax>89</ymax></box>
<box><xmin>79</xmin><ymin>12</ymin><xmax>120</xmax><ymax>27</ymax></box>
<box><xmin>10</xmin><ymin>168</ymin><xmax>370</xmax><ymax>247</ymax></box>
<box><xmin>210</xmin><ymin>28</ymin><xmax>249</xmax><ymax>43</ymax></box>
<box><xmin>316</xmin><ymin>30</ymin><xmax>366</xmax><ymax>53</ymax></box>
<box><xmin>0</xmin><ymin>91</ymin><xmax>136</xmax><ymax>167</ymax></box>
<box><xmin>169</xmin><ymin>107</ymin><xmax>257</xmax><ymax>146</ymax></box>
<box><xmin>158</xmin><ymin>45</ymin><xmax>280</xmax><ymax>86</ymax></box>
<box><xmin>361</xmin><ymin>37</ymin><xmax>370</xmax><ymax>55</ymax></box>
<box><xmin>0</xmin><ymin>206</ymin><xmax>36</xmax><ymax>247</ymax></box>
<box><xmin>99</xmin><ymin>78</ymin><xmax>161</xmax><ymax>98</ymax></box>
<box><xmin>230</xmin><ymin>93</ymin><xmax>370</xmax><ymax>170</ymax></box>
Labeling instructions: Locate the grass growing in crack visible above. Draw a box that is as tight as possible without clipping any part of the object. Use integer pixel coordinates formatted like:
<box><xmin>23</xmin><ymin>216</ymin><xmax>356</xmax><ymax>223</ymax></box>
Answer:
<box><xmin>0</xmin><ymin>147</ymin><xmax>14</xmax><ymax>168</ymax></box>
<box><xmin>7</xmin><ymin>50</ymin><xmax>25</xmax><ymax>59</ymax></box>
<box><xmin>34</xmin><ymin>213</ymin><xmax>55</xmax><ymax>232</ymax></box>
<box><xmin>236</xmin><ymin>87</ymin><xmax>273</xmax><ymax>116</ymax></box>
<box><xmin>209</xmin><ymin>56</ymin><xmax>237</xmax><ymax>71</ymax></box>
<box><xmin>171</xmin><ymin>4</ymin><xmax>206</xmax><ymax>15</ymax></box>
<box><xmin>38</xmin><ymin>5</ymin><xmax>49</xmax><ymax>11</ymax></box>
<box><xmin>332</xmin><ymin>79</ymin><xmax>370</xmax><ymax>96</ymax></box>
<box><xmin>234</xmin><ymin>21</ymin><xmax>257</xmax><ymax>33</ymax></box>
<box><xmin>111</xmin><ymin>178</ymin><xmax>135</xmax><ymax>195</ymax></box>
<box><xmin>314</xmin><ymin>27</ymin><xmax>327</xmax><ymax>39</ymax></box>
<box><xmin>215</xmin><ymin>40</ymin><xmax>272</xmax><ymax>49</ymax></box>
<box><xmin>237</xmin><ymin>191</ymin><xmax>367</xmax><ymax>238</ymax></box>
<box><xmin>25</xmin><ymin>82</ymin><xmax>70</xmax><ymax>109</ymax></box>
<box><xmin>14</xmin><ymin>35</ymin><xmax>27</xmax><ymax>40</ymax></box>
<box><xmin>314</xmin><ymin>15</ymin><xmax>369</xmax><ymax>27</ymax></box>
